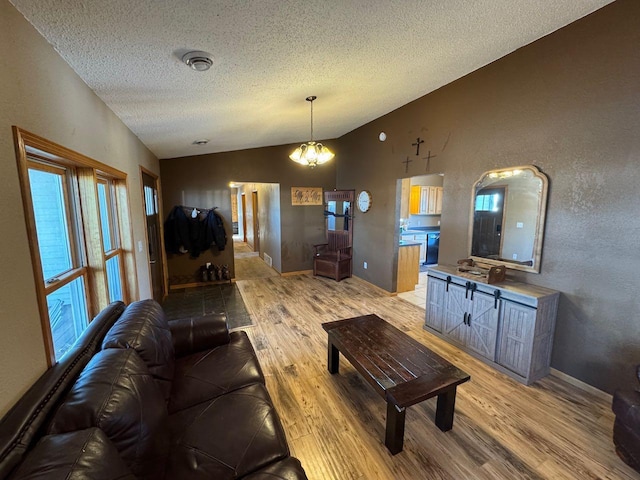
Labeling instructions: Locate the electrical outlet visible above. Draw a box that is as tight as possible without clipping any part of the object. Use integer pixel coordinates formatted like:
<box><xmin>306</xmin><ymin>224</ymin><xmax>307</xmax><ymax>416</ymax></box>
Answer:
<box><xmin>512</xmin><ymin>253</ymin><xmax>518</xmax><ymax>260</ymax></box>
<box><xmin>516</xmin><ymin>222</ymin><xmax>524</xmax><ymax>229</ymax></box>
<box><xmin>364</xmin><ymin>261</ymin><xmax>368</xmax><ymax>269</ymax></box>
<box><xmin>437</xmin><ymin>220</ymin><xmax>441</xmax><ymax>226</ymax></box>
<box><xmin>138</xmin><ymin>240</ymin><xmax>143</xmax><ymax>253</ymax></box>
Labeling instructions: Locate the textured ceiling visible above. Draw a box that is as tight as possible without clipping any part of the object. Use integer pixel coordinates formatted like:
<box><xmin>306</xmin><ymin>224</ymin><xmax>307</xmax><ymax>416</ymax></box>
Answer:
<box><xmin>11</xmin><ymin>0</ymin><xmax>613</xmax><ymax>159</ymax></box>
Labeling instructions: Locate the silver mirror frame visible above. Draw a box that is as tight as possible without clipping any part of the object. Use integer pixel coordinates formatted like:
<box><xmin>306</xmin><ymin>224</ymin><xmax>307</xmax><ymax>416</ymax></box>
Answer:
<box><xmin>468</xmin><ymin>165</ymin><xmax>549</xmax><ymax>273</ymax></box>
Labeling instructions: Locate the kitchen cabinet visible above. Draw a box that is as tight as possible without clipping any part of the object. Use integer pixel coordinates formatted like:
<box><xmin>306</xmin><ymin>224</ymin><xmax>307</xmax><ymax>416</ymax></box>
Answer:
<box><xmin>401</xmin><ymin>231</ymin><xmax>427</xmax><ymax>264</ymax></box>
<box><xmin>410</xmin><ymin>186</ymin><xmax>443</xmax><ymax>215</ymax></box>
<box><xmin>414</xmin><ymin>234</ymin><xmax>426</xmax><ymax>262</ymax></box>
<box><xmin>424</xmin><ymin>265</ymin><xmax>559</xmax><ymax>385</ymax></box>
<box><xmin>397</xmin><ymin>243</ymin><xmax>420</xmax><ymax>292</ymax></box>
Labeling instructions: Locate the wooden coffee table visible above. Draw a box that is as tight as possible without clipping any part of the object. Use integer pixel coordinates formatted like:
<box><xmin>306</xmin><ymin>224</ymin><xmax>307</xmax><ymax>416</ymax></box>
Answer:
<box><xmin>322</xmin><ymin>314</ymin><xmax>470</xmax><ymax>454</ymax></box>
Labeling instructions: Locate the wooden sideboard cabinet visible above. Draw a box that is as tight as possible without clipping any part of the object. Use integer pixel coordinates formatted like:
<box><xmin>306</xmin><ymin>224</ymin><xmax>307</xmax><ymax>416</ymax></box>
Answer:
<box><xmin>424</xmin><ymin>265</ymin><xmax>559</xmax><ymax>385</ymax></box>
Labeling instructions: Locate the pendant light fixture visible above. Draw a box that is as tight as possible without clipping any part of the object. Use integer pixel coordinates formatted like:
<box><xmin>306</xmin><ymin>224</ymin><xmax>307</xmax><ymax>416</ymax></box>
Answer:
<box><xmin>289</xmin><ymin>96</ymin><xmax>335</xmax><ymax>168</ymax></box>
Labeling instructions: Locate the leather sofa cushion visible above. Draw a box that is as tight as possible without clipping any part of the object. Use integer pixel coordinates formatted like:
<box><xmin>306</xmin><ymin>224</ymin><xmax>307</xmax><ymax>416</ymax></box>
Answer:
<box><xmin>102</xmin><ymin>299</ymin><xmax>175</xmax><ymax>401</ymax></box>
<box><xmin>169</xmin><ymin>331</ymin><xmax>265</xmax><ymax>413</ymax></box>
<box><xmin>241</xmin><ymin>457</ymin><xmax>309</xmax><ymax>480</ymax></box>
<box><xmin>167</xmin><ymin>383</ymin><xmax>289</xmax><ymax>480</ymax></box>
<box><xmin>8</xmin><ymin>428</ymin><xmax>136</xmax><ymax>480</ymax></box>
<box><xmin>48</xmin><ymin>349</ymin><xmax>168</xmax><ymax>480</ymax></box>
<box><xmin>169</xmin><ymin>314</ymin><xmax>231</xmax><ymax>357</ymax></box>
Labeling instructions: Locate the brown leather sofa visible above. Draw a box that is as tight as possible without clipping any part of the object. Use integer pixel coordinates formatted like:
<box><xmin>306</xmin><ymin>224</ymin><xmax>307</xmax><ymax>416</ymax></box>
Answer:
<box><xmin>612</xmin><ymin>365</ymin><xmax>640</xmax><ymax>472</ymax></box>
<box><xmin>0</xmin><ymin>299</ymin><xmax>307</xmax><ymax>480</ymax></box>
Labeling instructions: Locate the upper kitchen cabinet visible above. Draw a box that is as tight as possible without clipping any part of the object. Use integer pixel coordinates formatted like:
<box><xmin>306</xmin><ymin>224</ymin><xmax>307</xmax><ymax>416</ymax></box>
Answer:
<box><xmin>410</xmin><ymin>186</ymin><xmax>443</xmax><ymax>215</ymax></box>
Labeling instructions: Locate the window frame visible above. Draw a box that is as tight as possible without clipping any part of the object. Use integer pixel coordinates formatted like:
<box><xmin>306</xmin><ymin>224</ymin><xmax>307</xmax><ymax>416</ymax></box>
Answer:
<box><xmin>14</xmin><ymin>127</ymin><xmax>138</xmax><ymax>365</ymax></box>
<box><xmin>97</xmin><ymin>176</ymin><xmax>128</xmax><ymax>303</ymax></box>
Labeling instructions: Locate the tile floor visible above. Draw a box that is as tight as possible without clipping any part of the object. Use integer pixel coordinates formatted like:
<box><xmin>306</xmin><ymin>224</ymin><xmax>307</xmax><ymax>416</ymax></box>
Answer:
<box><xmin>397</xmin><ymin>270</ymin><xmax>428</xmax><ymax>308</ymax></box>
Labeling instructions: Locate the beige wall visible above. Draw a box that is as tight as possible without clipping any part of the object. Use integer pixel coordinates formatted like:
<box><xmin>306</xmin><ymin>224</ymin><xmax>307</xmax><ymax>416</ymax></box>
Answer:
<box><xmin>0</xmin><ymin>1</ymin><xmax>159</xmax><ymax>416</ymax></box>
<box><xmin>337</xmin><ymin>0</ymin><xmax>640</xmax><ymax>393</ymax></box>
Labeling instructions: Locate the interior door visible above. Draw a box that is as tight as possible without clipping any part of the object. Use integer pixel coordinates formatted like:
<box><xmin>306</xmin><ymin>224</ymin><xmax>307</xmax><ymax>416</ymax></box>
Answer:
<box><xmin>241</xmin><ymin>193</ymin><xmax>247</xmax><ymax>243</ymax></box>
<box><xmin>251</xmin><ymin>191</ymin><xmax>259</xmax><ymax>253</ymax></box>
<box><xmin>141</xmin><ymin>170</ymin><xmax>164</xmax><ymax>303</ymax></box>
<box><xmin>471</xmin><ymin>187</ymin><xmax>505</xmax><ymax>258</ymax></box>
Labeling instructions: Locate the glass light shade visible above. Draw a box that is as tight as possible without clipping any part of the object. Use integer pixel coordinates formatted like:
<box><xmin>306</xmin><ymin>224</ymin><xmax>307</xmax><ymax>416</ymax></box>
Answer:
<box><xmin>289</xmin><ymin>141</ymin><xmax>334</xmax><ymax>167</ymax></box>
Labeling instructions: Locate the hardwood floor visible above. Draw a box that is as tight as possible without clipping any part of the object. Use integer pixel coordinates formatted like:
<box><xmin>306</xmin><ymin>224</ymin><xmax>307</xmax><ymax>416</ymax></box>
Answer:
<box><xmin>235</xmin><ymin>274</ymin><xmax>638</xmax><ymax>480</ymax></box>
<box><xmin>233</xmin><ymin>240</ymin><xmax>279</xmax><ymax>280</ymax></box>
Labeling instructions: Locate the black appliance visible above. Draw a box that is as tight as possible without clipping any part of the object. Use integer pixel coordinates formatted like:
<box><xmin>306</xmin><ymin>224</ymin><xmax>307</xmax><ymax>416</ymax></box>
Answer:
<box><xmin>426</xmin><ymin>233</ymin><xmax>440</xmax><ymax>265</ymax></box>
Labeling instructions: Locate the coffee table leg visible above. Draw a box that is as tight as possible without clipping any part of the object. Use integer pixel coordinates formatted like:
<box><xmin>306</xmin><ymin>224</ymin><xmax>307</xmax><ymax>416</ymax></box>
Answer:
<box><xmin>327</xmin><ymin>340</ymin><xmax>339</xmax><ymax>374</ymax></box>
<box><xmin>435</xmin><ymin>387</ymin><xmax>457</xmax><ymax>431</ymax></box>
<box><xmin>385</xmin><ymin>402</ymin><xmax>406</xmax><ymax>455</ymax></box>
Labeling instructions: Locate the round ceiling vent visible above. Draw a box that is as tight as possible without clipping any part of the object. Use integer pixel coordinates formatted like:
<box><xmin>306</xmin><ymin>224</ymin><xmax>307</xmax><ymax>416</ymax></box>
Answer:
<box><xmin>182</xmin><ymin>51</ymin><xmax>213</xmax><ymax>71</ymax></box>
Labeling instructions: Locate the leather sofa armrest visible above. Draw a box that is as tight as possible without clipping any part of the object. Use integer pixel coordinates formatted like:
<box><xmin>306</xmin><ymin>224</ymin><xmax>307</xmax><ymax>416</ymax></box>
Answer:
<box><xmin>169</xmin><ymin>314</ymin><xmax>231</xmax><ymax>357</ymax></box>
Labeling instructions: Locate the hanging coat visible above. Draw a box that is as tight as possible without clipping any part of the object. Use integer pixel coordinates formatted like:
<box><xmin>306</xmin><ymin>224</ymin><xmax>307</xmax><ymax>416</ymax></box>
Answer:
<box><xmin>203</xmin><ymin>208</ymin><xmax>227</xmax><ymax>251</ymax></box>
<box><xmin>164</xmin><ymin>206</ymin><xmax>191</xmax><ymax>254</ymax></box>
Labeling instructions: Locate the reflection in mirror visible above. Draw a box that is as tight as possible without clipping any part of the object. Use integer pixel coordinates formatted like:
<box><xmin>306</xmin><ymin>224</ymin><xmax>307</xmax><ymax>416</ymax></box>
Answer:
<box><xmin>326</xmin><ymin>200</ymin><xmax>351</xmax><ymax>231</ymax></box>
<box><xmin>469</xmin><ymin>165</ymin><xmax>548</xmax><ymax>273</ymax></box>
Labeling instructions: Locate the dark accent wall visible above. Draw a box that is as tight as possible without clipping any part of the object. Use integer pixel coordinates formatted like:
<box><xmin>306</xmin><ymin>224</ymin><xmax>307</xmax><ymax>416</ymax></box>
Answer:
<box><xmin>160</xmin><ymin>142</ymin><xmax>336</xmax><ymax>280</ymax></box>
<box><xmin>337</xmin><ymin>0</ymin><xmax>640</xmax><ymax>394</ymax></box>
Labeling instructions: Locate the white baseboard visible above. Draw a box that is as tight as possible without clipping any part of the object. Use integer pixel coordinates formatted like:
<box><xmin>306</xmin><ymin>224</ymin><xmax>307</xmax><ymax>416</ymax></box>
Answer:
<box><xmin>550</xmin><ymin>368</ymin><xmax>612</xmax><ymax>402</ymax></box>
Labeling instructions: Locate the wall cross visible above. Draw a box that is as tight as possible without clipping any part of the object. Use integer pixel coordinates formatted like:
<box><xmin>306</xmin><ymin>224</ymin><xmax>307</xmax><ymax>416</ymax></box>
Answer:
<box><xmin>423</xmin><ymin>150</ymin><xmax>437</xmax><ymax>172</ymax></box>
<box><xmin>402</xmin><ymin>156</ymin><xmax>412</xmax><ymax>173</ymax></box>
<box><xmin>412</xmin><ymin>137</ymin><xmax>424</xmax><ymax>156</ymax></box>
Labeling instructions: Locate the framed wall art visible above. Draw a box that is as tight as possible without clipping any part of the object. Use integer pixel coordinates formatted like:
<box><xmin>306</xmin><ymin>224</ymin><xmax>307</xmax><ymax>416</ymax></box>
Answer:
<box><xmin>291</xmin><ymin>187</ymin><xmax>323</xmax><ymax>206</ymax></box>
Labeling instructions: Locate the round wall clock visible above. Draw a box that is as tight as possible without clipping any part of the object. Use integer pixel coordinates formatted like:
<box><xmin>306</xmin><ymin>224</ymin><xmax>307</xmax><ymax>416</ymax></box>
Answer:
<box><xmin>357</xmin><ymin>190</ymin><xmax>372</xmax><ymax>213</ymax></box>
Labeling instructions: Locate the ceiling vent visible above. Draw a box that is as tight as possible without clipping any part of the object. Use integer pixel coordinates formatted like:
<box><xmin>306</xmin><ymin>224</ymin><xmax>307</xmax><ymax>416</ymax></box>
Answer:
<box><xmin>182</xmin><ymin>51</ymin><xmax>213</xmax><ymax>71</ymax></box>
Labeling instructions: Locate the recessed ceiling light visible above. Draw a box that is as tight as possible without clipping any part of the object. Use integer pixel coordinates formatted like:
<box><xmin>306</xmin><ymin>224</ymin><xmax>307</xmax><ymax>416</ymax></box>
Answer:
<box><xmin>182</xmin><ymin>51</ymin><xmax>213</xmax><ymax>71</ymax></box>
<box><xmin>192</xmin><ymin>139</ymin><xmax>209</xmax><ymax>145</ymax></box>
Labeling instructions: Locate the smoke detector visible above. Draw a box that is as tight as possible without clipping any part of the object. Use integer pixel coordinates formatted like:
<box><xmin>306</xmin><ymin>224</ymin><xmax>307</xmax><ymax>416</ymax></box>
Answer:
<box><xmin>182</xmin><ymin>51</ymin><xmax>213</xmax><ymax>71</ymax></box>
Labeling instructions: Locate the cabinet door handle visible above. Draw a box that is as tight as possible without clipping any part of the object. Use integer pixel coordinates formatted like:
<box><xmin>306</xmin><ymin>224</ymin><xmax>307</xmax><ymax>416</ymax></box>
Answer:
<box><xmin>470</xmin><ymin>283</ymin><xmax>477</xmax><ymax>301</ymax></box>
<box><xmin>465</xmin><ymin>281</ymin><xmax>472</xmax><ymax>299</ymax></box>
<box><xmin>467</xmin><ymin>313</ymin><xmax>472</xmax><ymax>326</ymax></box>
<box><xmin>493</xmin><ymin>289</ymin><xmax>501</xmax><ymax>309</ymax></box>
<box><xmin>446</xmin><ymin>276</ymin><xmax>452</xmax><ymax>292</ymax></box>
<box><xmin>463</xmin><ymin>312</ymin><xmax>468</xmax><ymax>325</ymax></box>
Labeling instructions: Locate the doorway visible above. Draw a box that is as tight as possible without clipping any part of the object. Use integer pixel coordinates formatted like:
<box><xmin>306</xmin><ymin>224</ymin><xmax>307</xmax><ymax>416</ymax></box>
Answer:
<box><xmin>396</xmin><ymin>173</ymin><xmax>444</xmax><ymax>308</ymax></box>
<box><xmin>141</xmin><ymin>168</ymin><xmax>165</xmax><ymax>303</ymax></box>
<box><xmin>232</xmin><ymin>182</ymin><xmax>280</xmax><ymax>280</ymax></box>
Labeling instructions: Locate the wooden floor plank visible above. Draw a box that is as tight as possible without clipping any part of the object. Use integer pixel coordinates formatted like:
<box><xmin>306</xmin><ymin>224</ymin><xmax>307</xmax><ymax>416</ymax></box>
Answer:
<box><xmin>235</xmin><ymin>273</ymin><xmax>638</xmax><ymax>479</ymax></box>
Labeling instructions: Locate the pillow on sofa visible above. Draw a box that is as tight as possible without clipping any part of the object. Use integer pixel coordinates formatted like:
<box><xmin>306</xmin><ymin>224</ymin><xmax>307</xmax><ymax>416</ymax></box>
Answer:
<box><xmin>48</xmin><ymin>348</ymin><xmax>168</xmax><ymax>480</ymax></box>
<box><xmin>8</xmin><ymin>428</ymin><xmax>136</xmax><ymax>480</ymax></box>
<box><xmin>102</xmin><ymin>299</ymin><xmax>175</xmax><ymax>400</ymax></box>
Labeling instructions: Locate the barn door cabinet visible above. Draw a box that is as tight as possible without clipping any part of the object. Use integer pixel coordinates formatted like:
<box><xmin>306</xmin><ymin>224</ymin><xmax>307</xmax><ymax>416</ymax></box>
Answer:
<box><xmin>424</xmin><ymin>265</ymin><xmax>559</xmax><ymax>385</ymax></box>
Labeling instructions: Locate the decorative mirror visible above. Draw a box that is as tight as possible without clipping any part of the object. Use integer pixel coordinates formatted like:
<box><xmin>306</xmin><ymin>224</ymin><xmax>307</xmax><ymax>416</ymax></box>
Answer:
<box><xmin>468</xmin><ymin>165</ymin><xmax>548</xmax><ymax>273</ymax></box>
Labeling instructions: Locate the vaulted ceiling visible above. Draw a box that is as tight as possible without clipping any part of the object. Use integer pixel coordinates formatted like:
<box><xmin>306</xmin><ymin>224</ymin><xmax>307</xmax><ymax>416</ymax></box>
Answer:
<box><xmin>11</xmin><ymin>0</ymin><xmax>613</xmax><ymax>159</ymax></box>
